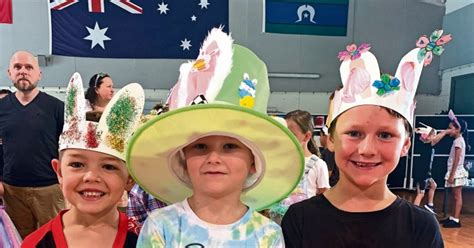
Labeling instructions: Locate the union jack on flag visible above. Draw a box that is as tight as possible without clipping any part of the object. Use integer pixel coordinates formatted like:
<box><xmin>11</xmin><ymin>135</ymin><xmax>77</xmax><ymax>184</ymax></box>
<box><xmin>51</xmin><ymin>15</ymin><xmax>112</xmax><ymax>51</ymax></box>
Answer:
<box><xmin>49</xmin><ymin>0</ymin><xmax>229</xmax><ymax>58</ymax></box>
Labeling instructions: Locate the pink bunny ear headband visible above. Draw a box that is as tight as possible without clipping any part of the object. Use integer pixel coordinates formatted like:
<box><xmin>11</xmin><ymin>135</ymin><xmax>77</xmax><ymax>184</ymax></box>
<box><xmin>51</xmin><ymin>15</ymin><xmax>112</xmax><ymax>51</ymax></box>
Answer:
<box><xmin>330</xmin><ymin>29</ymin><xmax>452</xmax><ymax>128</ymax></box>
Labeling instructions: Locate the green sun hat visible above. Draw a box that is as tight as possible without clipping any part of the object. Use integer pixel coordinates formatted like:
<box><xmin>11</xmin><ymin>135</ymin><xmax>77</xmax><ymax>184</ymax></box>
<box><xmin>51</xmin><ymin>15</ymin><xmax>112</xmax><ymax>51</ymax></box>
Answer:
<box><xmin>126</xmin><ymin>28</ymin><xmax>304</xmax><ymax>211</ymax></box>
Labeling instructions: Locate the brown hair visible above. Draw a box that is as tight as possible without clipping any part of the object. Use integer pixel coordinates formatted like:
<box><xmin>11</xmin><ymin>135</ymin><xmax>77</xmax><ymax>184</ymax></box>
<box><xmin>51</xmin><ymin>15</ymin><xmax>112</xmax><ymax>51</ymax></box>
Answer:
<box><xmin>328</xmin><ymin>106</ymin><xmax>412</xmax><ymax>137</ymax></box>
<box><xmin>285</xmin><ymin>110</ymin><xmax>321</xmax><ymax>157</ymax></box>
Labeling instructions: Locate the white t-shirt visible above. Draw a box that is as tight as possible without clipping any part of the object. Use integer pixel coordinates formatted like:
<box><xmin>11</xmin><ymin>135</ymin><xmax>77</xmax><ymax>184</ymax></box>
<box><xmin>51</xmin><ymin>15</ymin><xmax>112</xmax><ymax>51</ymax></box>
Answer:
<box><xmin>137</xmin><ymin>199</ymin><xmax>284</xmax><ymax>248</ymax></box>
<box><xmin>446</xmin><ymin>136</ymin><xmax>467</xmax><ymax>178</ymax></box>
<box><xmin>305</xmin><ymin>155</ymin><xmax>330</xmax><ymax>196</ymax></box>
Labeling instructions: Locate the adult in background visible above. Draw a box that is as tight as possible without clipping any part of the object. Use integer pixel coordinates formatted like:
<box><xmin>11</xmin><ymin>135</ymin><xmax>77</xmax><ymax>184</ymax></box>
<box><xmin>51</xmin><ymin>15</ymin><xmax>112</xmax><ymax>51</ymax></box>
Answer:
<box><xmin>0</xmin><ymin>51</ymin><xmax>64</xmax><ymax>238</ymax></box>
<box><xmin>0</xmin><ymin>89</ymin><xmax>11</xmax><ymax>198</ymax></box>
<box><xmin>85</xmin><ymin>72</ymin><xmax>114</xmax><ymax>112</ymax></box>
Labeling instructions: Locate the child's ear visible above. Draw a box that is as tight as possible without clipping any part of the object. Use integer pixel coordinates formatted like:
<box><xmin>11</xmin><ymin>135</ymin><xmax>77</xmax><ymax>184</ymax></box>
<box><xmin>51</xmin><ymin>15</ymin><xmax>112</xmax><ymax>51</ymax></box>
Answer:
<box><xmin>327</xmin><ymin>134</ymin><xmax>336</xmax><ymax>152</ymax></box>
<box><xmin>51</xmin><ymin>158</ymin><xmax>63</xmax><ymax>184</ymax></box>
<box><xmin>125</xmin><ymin>176</ymin><xmax>135</xmax><ymax>191</ymax></box>
<box><xmin>249</xmin><ymin>162</ymin><xmax>257</xmax><ymax>174</ymax></box>
<box><xmin>303</xmin><ymin>131</ymin><xmax>312</xmax><ymax>143</ymax></box>
<box><xmin>400</xmin><ymin>136</ymin><xmax>412</xmax><ymax>157</ymax></box>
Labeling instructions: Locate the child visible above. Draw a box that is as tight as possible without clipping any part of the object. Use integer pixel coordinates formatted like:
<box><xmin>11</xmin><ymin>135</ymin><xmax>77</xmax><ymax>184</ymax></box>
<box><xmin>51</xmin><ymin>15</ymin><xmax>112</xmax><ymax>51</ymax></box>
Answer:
<box><xmin>282</xmin><ymin>30</ymin><xmax>451</xmax><ymax>247</ymax></box>
<box><xmin>22</xmin><ymin>73</ymin><xmax>144</xmax><ymax>247</ymax></box>
<box><xmin>440</xmin><ymin>110</ymin><xmax>470</xmax><ymax>228</ymax></box>
<box><xmin>127</xmin><ymin>28</ymin><xmax>304</xmax><ymax>247</ymax></box>
<box><xmin>268</xmin><ymin>110</ymin><xmax>330</xmax><ymax>222</ymax></box>
<box><xmin>413</xmin><ymin>123</ymin><xmax>439</xmax><ymax>213</ymax></box>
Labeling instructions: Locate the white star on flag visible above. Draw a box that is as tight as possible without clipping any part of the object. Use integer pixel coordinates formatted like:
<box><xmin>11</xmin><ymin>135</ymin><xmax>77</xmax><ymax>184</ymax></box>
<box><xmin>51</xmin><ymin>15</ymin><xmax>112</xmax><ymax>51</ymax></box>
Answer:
<box><xmin>198</xmin><ymin>0</ymin><xmax>210</xmax><ymax>9</ymax></box>
<box><xmin>191</xmin><ymin>15</ymin><xmax>197</xmax><ymax>21</ymax></box>
<box><xmin>83</xmin><ymin>22</ymin><xmax>111</xmax><ymax>49</ymax></box>
<box><xmin>157</xmin><ymin>2</ymin><xmax>169</xmax><ymax>14</ymax></box>
<box><xmin>180</xmin><ymin>39</ymin><xmax>192</xmax><ymax>50</ymax></box>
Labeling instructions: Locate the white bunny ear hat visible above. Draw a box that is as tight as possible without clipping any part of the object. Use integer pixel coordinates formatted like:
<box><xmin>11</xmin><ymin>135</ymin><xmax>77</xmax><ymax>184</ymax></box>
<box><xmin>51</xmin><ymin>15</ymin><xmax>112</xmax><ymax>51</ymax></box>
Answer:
<box><xmin>330</xmin><ymin>30</ymin><xmax>452</xmax><ymax>128</ymax></box>
<box><xmin>59</xmin><ymin>72</ymin><xmax>145</xmax><ymax>161</ymax></box>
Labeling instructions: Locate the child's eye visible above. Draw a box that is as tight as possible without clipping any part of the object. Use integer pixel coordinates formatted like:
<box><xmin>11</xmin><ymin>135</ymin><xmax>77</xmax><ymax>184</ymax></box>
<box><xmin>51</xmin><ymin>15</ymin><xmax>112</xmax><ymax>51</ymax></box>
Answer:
<box><xmin>346</xmin><ymin>131</ymin><xmax>361</xmax><ymax>138</ymax></box>
<box><xmin>69</xmin><ymin>162</ymin><xmax>83</xmax><ymax>168</ymax></box>
<box><xmin>103</xmin><ymin>164</ymin><xmax>118</xmax><ymax>171</ymax></box>
<box><xmin>378</xmin><ymin>132</ymin><xmax>393</xmax><ymax>140</ymax></box>
<box><xmin>223</xmin><ymin>143</ymin><xmax>239</xmax><ymax>150</ymax></box>
<box><xmin>192</xmin><ymin>143</ymin><xmax>207</xmax><ymax>150</ymax></box>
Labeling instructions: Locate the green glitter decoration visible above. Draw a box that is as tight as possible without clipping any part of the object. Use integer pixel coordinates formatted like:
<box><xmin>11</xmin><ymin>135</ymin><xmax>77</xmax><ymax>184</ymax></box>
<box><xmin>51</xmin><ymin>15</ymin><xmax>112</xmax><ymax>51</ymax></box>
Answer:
<box><xmin>66</xmin><ymin>85</ymin><xmax>77</xmax><ymax>118</ymax></box>
<box><xmin>106</xmin><ymin>94</ymin><xmax>137</xmax><ymax>136</ymax></box>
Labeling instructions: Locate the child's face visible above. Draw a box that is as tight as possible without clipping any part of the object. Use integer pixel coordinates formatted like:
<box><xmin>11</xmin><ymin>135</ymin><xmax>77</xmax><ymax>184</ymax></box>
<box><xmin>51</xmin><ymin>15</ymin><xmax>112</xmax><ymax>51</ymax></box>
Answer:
<box><xmin>328</xmin><ymin>106</ymin><xmax>411</xmax><ymax>188</ymax></box>
<box><xmin>52</xmin><ymin>149</ymin><xmax>132</xmax><ymax>216</ymax></box>
<box><xmin>286</xmin><ymin>119</ymin><xmax>311</xmax><ymax>147</ymax></box>
<box><xmin>182</xmin><ymin>135</ymin><xmax>256</xmax><ymax>198</ymax></box>
<box><xmin>447</xmin><ymin>123</ymin><xmax>460</xmax><ymax>137</ymax></box>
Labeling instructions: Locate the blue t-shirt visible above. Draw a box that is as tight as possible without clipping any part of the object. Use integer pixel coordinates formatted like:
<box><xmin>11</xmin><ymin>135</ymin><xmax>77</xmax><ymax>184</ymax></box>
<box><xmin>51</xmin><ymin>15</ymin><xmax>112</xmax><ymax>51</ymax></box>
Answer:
<box><xmin>137</xmin><ymin>199</ymin><xmax>284</xmax><ymax>247</ymax></box>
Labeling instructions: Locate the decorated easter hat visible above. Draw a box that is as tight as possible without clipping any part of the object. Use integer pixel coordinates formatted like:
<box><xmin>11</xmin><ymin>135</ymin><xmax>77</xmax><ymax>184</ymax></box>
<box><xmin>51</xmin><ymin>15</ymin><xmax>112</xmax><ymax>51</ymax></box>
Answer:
<box><xmin>127</xmin><ymin>28</ymin><xmax>304</xmax><ymax>211</ymax></box>
<box><xmin>415</xmin><ymin>122</ymin><xmax>437</xmax><ymax>143</ymax></box>
<box><xmin>331</xmin><ymin>30</ymin><xmax>452</xmax><ymax>128</ymax></box>
<box><xmin>59</xmin><ymin>72</ymin><xmax>144</xmax><ymax>161</ymax></box>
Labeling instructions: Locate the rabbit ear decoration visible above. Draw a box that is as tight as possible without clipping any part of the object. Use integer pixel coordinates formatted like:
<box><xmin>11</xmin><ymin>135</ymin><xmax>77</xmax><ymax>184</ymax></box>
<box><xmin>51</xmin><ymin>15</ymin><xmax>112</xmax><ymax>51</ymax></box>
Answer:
<box><xmin>330</xmin><ymin>30</ymin><xmax>452</xmax><ymax>128</ymax></box>
<box><xmin>59</xmin><ymin>72</ymin><xmax>145</xmax><ymax>161</ymax></box>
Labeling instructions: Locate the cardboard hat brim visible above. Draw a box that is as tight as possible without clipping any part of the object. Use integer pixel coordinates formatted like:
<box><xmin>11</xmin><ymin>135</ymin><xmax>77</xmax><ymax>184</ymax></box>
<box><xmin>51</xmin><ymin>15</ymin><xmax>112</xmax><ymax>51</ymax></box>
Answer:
<box><xmin>126</xmin><ymin>103</ymin><xmax>304</xmax><ymax>211</ymax></box>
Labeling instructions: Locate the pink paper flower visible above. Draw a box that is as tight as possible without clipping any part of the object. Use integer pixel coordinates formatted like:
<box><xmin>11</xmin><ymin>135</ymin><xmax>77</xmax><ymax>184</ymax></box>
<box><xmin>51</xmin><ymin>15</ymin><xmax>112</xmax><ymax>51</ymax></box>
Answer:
<box><xmin>337</xmin><ymin>43</ymin><xmax>371</xmax><ymax>61</ymax></box>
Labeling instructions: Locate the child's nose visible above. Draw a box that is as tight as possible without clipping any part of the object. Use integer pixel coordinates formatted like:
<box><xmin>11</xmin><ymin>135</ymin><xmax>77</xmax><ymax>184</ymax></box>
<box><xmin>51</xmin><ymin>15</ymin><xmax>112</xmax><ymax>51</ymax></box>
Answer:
<box><xmin>358</xmin><ymin>136</ymin><xmax>376</xmax><ymax>156</ymax></box>
<box><xmin>205</xmin><ymin>150</ymin><xmax>222</xmax><ymax>165</ymax></box>
<box><xmin>83</xmin><ymin>170</ymin><xmax>101</xmax><ymax>182</ymax></box>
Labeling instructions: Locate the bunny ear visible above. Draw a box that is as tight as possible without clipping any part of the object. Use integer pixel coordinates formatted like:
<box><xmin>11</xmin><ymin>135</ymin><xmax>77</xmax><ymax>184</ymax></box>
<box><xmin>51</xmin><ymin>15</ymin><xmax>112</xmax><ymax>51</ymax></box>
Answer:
<box><xmin>64</xmin><ymin>72</ymin><xmax>86</xmax><ymax>122</ymax></box>
<box><xmin>98</xmin><ymin>83</ymin><xmax>145</xmax><ymax>154</ymax></box>
<box><xmin>339</xmin><ymin>50</ymin><xmax>379</xmax><ymax>103</ymax></box>
<box><xmin>395</xmin><ymin>48</ymin><xmax>423</xmax><ymax>94</ymax></box>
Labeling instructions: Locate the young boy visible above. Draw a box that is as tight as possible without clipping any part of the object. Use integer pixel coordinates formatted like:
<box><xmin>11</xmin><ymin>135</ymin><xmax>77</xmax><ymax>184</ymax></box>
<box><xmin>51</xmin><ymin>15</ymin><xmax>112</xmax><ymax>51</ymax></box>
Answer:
<box><xmin>126</xmin><ymin>28</ymin><xmax>304</xmax><ymax>247</ymax></box>
<box><xmin>22</xmin><ymin>73</ymin><xmax>145</xmax><ymax>247</ymax></box>
<box><xmin>282</xmin><ymin>30</ymin><xmax>451</xmax><ymax>247</ymax></box>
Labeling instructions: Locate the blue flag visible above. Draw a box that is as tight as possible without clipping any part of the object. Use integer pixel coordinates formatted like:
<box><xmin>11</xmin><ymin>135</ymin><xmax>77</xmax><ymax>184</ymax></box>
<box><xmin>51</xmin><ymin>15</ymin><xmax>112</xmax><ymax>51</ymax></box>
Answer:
<box><xmin>264</xmin><ymin>0</ymin><xmax>348</xmax><ymax>36</ymax></box>
<box><xmin>49</xmin><ymin>0</ymin><xmax>229</xmax><ymax>58</ymax></box>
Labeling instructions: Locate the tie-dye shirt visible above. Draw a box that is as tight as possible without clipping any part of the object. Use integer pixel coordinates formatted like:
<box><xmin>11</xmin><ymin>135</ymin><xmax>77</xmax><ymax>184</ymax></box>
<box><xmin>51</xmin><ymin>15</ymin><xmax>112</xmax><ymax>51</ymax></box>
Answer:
<box><xmin>137</xmin><ymin>199</ymin><xmax>284</xmax><ymax>248</ymax></box>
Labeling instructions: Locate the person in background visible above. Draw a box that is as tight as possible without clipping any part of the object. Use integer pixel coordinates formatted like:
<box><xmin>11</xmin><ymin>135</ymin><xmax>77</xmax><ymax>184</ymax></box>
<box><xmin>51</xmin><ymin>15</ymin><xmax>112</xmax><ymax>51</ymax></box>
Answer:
<box><xmin>412</xmin><ymin>123</ymin><xmax>446</xmax><ymax>214</ymax></box>
<box><xmin>0</xmin><ymin>51</ymin><xmax>64</xmax><ymax>238</ymax></box>
<box><xmin>0</xmin><ymin>89</ymin><xmax>11</xmax><ymax>199</ymax></box>
<box><xmin>268</xmin><ymin>110</ymin><xmax>330</xmax><ymax>223</ymax></box>
<box><xmin>85</xmin><ymin>72</ymin><xmax>114</xmax><ymax>112</ymax></box>
<box><xmin>439</xmin><ymin>111</ymin><xmax>470</xmax><ymax>228</ymax></box>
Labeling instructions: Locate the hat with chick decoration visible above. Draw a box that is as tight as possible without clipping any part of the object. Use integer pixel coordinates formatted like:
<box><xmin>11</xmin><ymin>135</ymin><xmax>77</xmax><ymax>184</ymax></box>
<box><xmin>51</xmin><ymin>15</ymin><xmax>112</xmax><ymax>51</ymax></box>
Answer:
<box><xmin>126</xmin><ymin>28</ymin><xmax>304</xmax><ymax>211</ymax></box>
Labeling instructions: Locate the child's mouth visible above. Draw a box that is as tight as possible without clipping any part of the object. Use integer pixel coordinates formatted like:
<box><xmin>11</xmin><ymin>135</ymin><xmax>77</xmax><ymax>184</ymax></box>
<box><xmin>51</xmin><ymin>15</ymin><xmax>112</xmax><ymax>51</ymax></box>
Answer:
<box><xmin>80</xmin><ymin>191</ymin><xmax>105</xmax><ymax>200</ymax></box>
<box><xmin>353</xmin><ymin>161</ymin><xmax>381</xmax><ymax>168</ymax></box>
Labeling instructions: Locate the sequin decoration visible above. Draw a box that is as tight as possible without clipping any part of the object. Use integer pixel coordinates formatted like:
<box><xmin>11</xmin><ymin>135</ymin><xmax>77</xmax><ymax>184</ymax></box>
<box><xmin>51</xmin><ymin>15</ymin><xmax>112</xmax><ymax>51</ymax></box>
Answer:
<box><xmin>66</xmin><ymin>84</ymin><xmax>77</xmax><ymax>119</ymax></box>
<box><xmin>60</xmin><ymin>116</ymin><xmax>81</xmax><ymax>144</ymax></box>
<box><xmin>106</xmin><ymin>93</ymin><xmax>138</xmax><ymax>152</ymax></box>
<box><xmin>85</xmin><ymin>122</ymin><xmax>100</xmax><ymax>148</ymax></box>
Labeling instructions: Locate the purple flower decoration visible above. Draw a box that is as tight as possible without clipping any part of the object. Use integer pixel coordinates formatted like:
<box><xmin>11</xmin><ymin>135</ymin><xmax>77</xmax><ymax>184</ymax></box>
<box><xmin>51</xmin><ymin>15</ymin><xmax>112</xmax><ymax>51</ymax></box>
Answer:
<box><xmin>338</xmin><ymin>43</ymin><xmax>371</xmax><ymax>61</ymax></box>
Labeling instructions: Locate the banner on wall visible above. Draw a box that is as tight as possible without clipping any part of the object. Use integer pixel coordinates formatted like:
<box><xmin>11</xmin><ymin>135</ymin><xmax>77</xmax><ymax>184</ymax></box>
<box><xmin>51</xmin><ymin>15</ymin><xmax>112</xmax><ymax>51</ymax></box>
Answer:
<box><xmin>0</xmin><ymin>0</ymin><xmax>13</xmax><ymax>24</ymax></box>
<box><xmin>263</xmin><ymin>0</ymin><xmax>349</xmax><ymax>36</ymax></box>
<box><xmin>49</xmin><ymin>0</ymin><xmax>228</xmax><ymax>58</ymax></box>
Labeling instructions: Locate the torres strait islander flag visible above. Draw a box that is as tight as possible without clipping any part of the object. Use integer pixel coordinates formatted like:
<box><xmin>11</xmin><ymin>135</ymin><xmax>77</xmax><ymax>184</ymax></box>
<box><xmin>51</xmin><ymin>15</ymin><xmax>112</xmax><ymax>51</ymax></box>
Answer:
<box><xmin>49</xmin><ymin>0</ymin><xmax>229</xmax><ymax>58</ymax></box>
<box><xmin>264</xmin><ymin>0</ymin><xmax>349</xmax><ymax>36</ymax></box>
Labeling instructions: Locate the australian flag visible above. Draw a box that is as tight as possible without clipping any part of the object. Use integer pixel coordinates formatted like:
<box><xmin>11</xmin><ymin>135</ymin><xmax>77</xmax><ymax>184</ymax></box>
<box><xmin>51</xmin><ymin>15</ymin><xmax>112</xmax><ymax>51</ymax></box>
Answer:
<box><xmin>49</xmin><ymin>0</ymin><xmax>229</xmax><ymax>58</ymax></box>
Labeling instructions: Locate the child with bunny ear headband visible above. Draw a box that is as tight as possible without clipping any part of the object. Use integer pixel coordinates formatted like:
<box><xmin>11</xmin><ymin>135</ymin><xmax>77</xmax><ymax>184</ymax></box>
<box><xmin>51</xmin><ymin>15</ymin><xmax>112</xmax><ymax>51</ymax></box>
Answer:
<box><xmin>282</xmin><ymin>30</ymin><xmax>451</xmax><ymax>247</ymax></box>
<box><xmin>22</xmin><ymin>73</ymin><xmax>145</xmax><ymax>247</ymax></box>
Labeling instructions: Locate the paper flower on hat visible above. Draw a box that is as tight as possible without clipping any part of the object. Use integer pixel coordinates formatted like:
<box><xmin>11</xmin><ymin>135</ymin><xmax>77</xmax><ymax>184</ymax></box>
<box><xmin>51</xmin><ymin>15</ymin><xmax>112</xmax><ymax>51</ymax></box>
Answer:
<box><xmin>372</xmin><ymin>73</ymin><xmax>400</xmax><ymax>96</ymax></box>
<box><xmin>59</xmin><ymin>72</ymin><xmax>144</xmax><ymax>161</ymax></box>
<box><xmin>337</xmin><ymin>43</ymin><xmax>371</xmax><ymax>61</ymax></box>
<box><xmin>416</xmin><ymin>30</ymin><xmax>452</xmax><ymax>66</ymax></box>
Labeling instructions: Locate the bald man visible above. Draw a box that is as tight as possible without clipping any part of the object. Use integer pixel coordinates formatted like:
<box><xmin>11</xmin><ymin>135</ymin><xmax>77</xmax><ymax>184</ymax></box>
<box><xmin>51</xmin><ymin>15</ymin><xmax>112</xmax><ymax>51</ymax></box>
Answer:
<box><xmin>0</xmin><ymin>51</ymin><xmax>64</xmax><ymax>238</ymax></box>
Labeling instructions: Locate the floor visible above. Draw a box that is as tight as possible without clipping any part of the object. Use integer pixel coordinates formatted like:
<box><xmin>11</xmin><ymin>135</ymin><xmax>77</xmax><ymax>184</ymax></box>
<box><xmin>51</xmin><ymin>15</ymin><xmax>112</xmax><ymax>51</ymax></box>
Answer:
<box><xmin>440</xmin><ymin>215</ymin><xmax>474</xmax><ymax>248</ymax></box>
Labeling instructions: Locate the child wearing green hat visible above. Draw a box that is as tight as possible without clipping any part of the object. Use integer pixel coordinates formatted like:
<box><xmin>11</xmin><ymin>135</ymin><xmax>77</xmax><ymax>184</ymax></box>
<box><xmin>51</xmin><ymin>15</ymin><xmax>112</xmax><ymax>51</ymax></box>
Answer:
<box><xmin>127</xmin><ymin>28</ymin><xmax>304</xmax><ymax>247</ymax></box>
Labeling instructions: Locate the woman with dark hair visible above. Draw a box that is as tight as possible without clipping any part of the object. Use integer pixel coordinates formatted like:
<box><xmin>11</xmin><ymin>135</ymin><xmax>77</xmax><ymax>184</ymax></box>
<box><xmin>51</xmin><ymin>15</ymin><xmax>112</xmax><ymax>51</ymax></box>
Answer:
<box><xmin>85</xmin><ymin>72</ymin><xmax>114</xmax><ymax>112</ymax></box>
